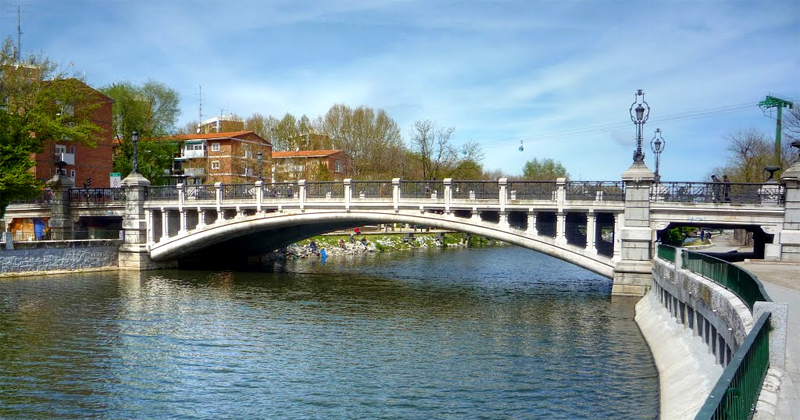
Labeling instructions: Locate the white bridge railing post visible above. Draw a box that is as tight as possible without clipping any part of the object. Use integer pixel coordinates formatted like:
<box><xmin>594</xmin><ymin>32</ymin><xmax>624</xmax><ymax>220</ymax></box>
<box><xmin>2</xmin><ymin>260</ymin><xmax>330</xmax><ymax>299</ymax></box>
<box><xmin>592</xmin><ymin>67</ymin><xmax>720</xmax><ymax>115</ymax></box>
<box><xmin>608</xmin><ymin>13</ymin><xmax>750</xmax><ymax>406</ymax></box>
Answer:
<box><xmin>392</xmin><ymin>178</ymin><xmax>401</xmax><ymax>212</ymax></box>
<box><xmin>444</xmin><ymin>178</ymin><xmax>452</xmax><ymax>214</ymax></box>
<box><xmin>298</xmin><ymin>180</ymin><xmax>306</xmax><ymax>211</ymax></box>
<box><xmin>344</xmin><ymin>178</ymin><xmax>352</xmax><ymax>211</ymax></box>
<box><xmin>255</xmin><ymin>180</ymin><xmax>263</xmax><ymax>214</ymax></box>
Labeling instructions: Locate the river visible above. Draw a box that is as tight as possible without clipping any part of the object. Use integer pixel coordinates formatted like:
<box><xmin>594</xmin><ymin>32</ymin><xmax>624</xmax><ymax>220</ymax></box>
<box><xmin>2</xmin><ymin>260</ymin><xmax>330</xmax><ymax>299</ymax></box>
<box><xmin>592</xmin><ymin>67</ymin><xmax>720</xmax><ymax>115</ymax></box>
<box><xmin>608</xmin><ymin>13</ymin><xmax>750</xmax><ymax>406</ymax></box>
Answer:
<box><xmin>0</xmin><ymin>246</ymin><xmax>658</xmax><ymax>419</ymax></box>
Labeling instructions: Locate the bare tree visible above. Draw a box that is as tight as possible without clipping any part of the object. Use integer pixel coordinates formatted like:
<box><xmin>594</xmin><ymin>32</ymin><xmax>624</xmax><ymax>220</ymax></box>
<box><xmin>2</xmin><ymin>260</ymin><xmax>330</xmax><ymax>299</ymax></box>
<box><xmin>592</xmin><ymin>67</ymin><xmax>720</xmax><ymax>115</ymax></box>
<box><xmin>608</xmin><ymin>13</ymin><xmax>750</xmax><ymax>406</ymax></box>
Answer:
<box><xmin>410</xmin><ymin>119</ymin><xmax>457</xmax><ymax>180</ymax></box>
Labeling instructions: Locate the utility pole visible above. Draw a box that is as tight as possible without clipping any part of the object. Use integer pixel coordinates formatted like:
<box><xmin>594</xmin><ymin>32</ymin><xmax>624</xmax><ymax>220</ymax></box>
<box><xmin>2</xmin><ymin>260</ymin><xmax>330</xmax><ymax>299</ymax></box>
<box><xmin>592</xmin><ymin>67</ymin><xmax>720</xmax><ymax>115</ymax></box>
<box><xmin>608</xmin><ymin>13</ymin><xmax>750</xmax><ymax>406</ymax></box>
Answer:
<box><xmin>759</xmin><ymin>95</ymin><xmax>794</xmax><ymax>165</ymax></box>
<box><xmin>15</xmin><ymin>5</ymin><xmax>23</xmax><ymax>61</ymax></box>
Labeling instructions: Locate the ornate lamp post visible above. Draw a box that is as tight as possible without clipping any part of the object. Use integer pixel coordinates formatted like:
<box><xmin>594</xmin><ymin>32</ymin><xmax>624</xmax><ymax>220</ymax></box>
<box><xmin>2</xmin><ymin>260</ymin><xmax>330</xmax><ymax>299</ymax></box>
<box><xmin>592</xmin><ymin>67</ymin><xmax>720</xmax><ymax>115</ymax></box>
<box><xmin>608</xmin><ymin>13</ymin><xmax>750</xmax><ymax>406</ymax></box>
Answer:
<box><xmin>131</xmin><ymin>130</ymin><xmax>140</xmax><ymax>174</ymax></box>
<box><xmin>257</xmin><ymin>151</ymin><xmax>263</xmax><ymax>181</ymax></box>
<box><xmin>629</xmin><ymin>89</ymin><xmax>650</xmax><ymax>164</ymax></box>
<box><xmin>650</xmin><ymin>128</ymin><xmax>665</xmax><ymax>182</ymax></box>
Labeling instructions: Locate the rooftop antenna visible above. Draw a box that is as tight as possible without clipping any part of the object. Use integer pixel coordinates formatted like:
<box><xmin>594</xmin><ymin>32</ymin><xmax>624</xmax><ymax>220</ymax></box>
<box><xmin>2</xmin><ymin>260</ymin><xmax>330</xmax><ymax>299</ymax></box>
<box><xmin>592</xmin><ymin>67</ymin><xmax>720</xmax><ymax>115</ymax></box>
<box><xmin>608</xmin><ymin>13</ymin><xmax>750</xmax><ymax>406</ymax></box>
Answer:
<box><xmin>759</xmin><ymin>94</ymin><xmax>794</xmax><ymax>165</ymax></box>
<box><xmin>15</xmin><ymin>5</ymin><xmax>23</xmax><ymax>61</ymax></box>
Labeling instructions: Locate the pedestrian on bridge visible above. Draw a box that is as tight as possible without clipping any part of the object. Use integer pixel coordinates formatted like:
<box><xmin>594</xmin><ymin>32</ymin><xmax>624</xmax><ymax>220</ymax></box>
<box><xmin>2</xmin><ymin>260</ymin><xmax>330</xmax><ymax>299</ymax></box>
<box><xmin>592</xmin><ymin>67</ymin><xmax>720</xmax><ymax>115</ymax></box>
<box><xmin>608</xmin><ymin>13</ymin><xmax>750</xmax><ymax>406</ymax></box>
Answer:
<box><xmin>711</xmin><ymin>175</ymin><xmax>721</xmax><ymax>203</ymax></box>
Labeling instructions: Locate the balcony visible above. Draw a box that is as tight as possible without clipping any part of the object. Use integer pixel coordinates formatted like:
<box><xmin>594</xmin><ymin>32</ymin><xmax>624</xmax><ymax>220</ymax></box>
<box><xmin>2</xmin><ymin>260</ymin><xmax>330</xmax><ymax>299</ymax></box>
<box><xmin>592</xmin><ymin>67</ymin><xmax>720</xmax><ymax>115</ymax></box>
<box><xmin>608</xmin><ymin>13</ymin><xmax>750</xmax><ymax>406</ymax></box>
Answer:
<box><xmin>184</xmin><ymin>167</ymin><xmax>205</xmax><ymax>177</ymax></box>
<box><xmin>55</xmin><ymin>152</ymin><xmax>75</xmax><ymax>165</ymax></box>
<box><xmin>182</xmin><ymin>149</ymin><xmax>206</xmax><ymax>159</ymax></box>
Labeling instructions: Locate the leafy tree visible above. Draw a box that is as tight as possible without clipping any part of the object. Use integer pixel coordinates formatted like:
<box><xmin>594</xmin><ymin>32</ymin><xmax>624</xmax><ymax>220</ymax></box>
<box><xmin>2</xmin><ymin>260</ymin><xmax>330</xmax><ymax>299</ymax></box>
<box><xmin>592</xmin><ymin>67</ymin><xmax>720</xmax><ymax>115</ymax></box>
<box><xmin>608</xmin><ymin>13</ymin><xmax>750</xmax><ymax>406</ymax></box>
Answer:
<box><xmin>318</xmin><ymin>104</ymin><xmax>404</xmax><ymax>179</ymax></box>
<box><xmin>100</xmin><ymin>80</ymin><xmax>180</xmax><ymax>182</ymax></box>
<box><xmin>522</xmin><ymin>158</ymin><xmax>569</xmax><ymax>180</ymax></box>
<box><xmin>410</xmin><ymin>119</ymin><xmax>457</xmax><ymax>180</ymax></box>
<box><xmin>784</xmin><ymin>105</ymin><xmax>800</xmax><ymax>148</ymax></box>
<box><xmin>0</xmin><ymin>37</ymin><xmax>102</xmax><ymax>217</ymax></box>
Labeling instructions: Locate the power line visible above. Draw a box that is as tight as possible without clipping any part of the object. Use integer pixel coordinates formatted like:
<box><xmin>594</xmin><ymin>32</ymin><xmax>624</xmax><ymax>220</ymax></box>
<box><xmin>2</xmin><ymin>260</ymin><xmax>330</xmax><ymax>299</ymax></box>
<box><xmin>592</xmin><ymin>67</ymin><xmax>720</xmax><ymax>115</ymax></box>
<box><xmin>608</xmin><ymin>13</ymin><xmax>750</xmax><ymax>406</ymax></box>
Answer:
<box><xmin>474</xmin><ymin>100</ymin><xmax>761</xmax><ymax>146</ymax></box>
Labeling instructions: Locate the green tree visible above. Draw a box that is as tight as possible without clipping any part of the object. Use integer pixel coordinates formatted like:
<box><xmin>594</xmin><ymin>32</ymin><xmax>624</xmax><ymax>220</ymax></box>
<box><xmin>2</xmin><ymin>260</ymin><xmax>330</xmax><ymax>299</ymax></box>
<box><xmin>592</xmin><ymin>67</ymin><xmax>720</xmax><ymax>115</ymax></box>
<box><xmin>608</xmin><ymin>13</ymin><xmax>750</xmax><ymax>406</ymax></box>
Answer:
<box><xmin>0</xmin><ymin>38</ymin><xmax>102</xmax><ymax>217</ymax></box>
<box><xmin>319</xmin><ymin>104</ymin><xmax>404</xmax><ymax>178</ymax></box>
<box><xmin>100</xmin><ymin>80</ymin><xmax>180</xmax><ymax>183</ymax></box>
<box><xmin>522</xmin><ymin>158</ymin><xmax>569</xmax><ymax>180</ymax></box>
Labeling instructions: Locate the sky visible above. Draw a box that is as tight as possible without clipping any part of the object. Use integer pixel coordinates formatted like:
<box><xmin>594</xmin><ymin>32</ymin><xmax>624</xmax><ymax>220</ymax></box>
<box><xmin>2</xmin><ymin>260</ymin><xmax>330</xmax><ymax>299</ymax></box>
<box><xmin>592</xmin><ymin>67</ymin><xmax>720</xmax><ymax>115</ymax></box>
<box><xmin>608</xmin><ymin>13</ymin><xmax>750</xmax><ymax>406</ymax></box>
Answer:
<box><xmin>2</xmin><ymin>0</ymin><xmax>799</xmax><ymax>181</ymax></box>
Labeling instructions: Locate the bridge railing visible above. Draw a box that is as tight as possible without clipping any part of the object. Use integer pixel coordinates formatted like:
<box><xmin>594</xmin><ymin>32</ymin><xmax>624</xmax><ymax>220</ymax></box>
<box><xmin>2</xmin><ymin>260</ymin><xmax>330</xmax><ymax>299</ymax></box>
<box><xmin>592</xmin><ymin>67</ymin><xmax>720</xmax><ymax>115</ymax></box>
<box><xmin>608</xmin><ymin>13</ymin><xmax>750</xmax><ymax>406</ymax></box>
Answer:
<box><xmin>400</xmin><ymin>180</ymin><xmax>443</xmax><ymax>199</ymax></box>
<box><xmin>9</xmin><ymin>190</ymin><xmax>53</xmax><ymax>205</ymax></box>
<box><xmin>351</xmin><ymin>180</ymin><xmax>393</xmax><ymax>199</ymax></box>
<box><xmin>656</xmin><ymin>245</ymin><xmax>772</xmax><ymax>310</ymax></box>
<box><xmin>306</xmin><ymin>181</ymin><xmax>345</xmax><ymax>199</ymax></box>
<box><xmin>68</xmin><ymin>188</ymin><xmax>126</xmax><ymax>205</ymax></box>
<box><xmin>565</xmin><ymin>181</ymin><xmax>624</xmax><ymax>202</ymax></box>
<box><xmin>507</xmin><ymin>181</ymin><xmax>557</xmax><ymax>201</ymax></box>
<box><xmin>222</xmin><ymin>184</ymin><xmax>256</xmax><ymax>200</ymax></box>
<box><xmin>148</xmin><ymin>185</ymin><xmax>179</xmax><ymax>201</ymax></box>
<box><xmin>451</xmin><ymin>180</ymin><xmax>499</xmax><ymax>200</ymax></box>
<box><xmin>186</xmin><ymin>184</ymin><xmax>216</xmax><ymax>201</ymax></box>
<box><xmin>263</xmin><ymin>182</ymin><xmax>298</xmax><ymax>199</ymax></box>
<box><xmin>695</xmin><ymin>312</ymin><xmax>771</xmax><ymax>420</ymax></box>
<box><xmin>650</xmin><ymin>182</ymin><xmax>785</xmax><ymax>205</ymax></box>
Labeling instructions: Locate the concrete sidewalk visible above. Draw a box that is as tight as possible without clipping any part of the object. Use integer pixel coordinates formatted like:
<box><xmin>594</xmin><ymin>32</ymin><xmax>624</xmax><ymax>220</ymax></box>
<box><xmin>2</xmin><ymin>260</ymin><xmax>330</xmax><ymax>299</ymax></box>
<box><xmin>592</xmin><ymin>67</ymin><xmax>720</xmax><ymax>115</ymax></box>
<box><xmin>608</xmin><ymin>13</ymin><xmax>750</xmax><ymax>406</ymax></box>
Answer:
<box><xmin>736</xmin><ymin>260</ymin><xmax>800</xmax><ymax>419</ymax></box>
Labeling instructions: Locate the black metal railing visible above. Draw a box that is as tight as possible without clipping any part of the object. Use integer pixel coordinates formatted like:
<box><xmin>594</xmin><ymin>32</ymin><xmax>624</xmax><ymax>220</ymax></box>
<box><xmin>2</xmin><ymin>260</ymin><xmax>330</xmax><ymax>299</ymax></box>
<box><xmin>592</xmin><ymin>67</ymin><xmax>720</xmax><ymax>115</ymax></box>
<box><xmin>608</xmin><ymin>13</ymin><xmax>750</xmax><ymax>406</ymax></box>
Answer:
<box><xmin>147</xmin><ymin>185</ymin><xmax>179</xmax><ymax>201</ymax></box>
<box><xmin>263</xmin><ymin>182</ymin><xmax>297</xmax><ymax>199</ymax></box>
<box><xmin>566</xmin><ymin>181</ymin><xmax>624</xmax><ymax>201</ymax></box>
<box><xmin>6</xmin><ymin>229</ymin><xmax>123</xmax><ymax>242</ymax></box>
<box><xmin>507</xmin><ymin>181</ymin><xmax>558</xmax><ymax>201</ymax></box>
<box><xmin>222</xmin><ymin>184</ymin><xmax>256</xmax><ymax>200</ymax></box>
<box><xmin>9</xmin><ymin>190</ymin><xmax>53</xmax><ymax>205</ymax></box>
<box><xmin>695</xmin><ymin>312</ymin><xmax>771</xmax><ymax>420</ymax></box>
<box><xmin>185</xmin><ymin>184</ymin><xmax>217</xmax><ymax>200</ymax></box>
<box><xmin>306</xmin><ymin>181</ymin><xmax>345</xmax><ymax>199</ymax></box>
<box><xmin>651</xmin><ymin>182</ymin><xmax>784</xmax><ymax>205</ymax></box>
<box><xmin>68</xmin><ymin>188</ymin><xmax>126</xmax><ymax>205</ymax></box>
<box><xmin>400</xmin><ymin>180</ymin><xmax>443</xmax><ymax>199</ymax></box>
<box><xmin>451</xmin><ymin>181</ymin><xmax>499</xmax><ymax>200</ymax></box>
<box><xmin>351</xmin><ymin>180</ymin><xmax>393</xmax><ymax>199</ymax></box>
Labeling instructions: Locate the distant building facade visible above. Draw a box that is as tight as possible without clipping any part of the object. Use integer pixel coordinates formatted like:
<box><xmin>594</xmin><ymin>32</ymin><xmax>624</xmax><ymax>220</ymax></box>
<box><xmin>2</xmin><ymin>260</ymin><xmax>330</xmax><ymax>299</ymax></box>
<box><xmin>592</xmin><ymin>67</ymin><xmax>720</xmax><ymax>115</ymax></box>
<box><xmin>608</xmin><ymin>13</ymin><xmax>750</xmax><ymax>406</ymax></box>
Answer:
<box><xmin>271</xmin><ymin>150</ymin><xmax>351</xmax><ymax>182</ymax></box>
<box><xmin>162</xmin><ymin>131</ymin><xmax>273</xmax><ymax>184</ymax></box>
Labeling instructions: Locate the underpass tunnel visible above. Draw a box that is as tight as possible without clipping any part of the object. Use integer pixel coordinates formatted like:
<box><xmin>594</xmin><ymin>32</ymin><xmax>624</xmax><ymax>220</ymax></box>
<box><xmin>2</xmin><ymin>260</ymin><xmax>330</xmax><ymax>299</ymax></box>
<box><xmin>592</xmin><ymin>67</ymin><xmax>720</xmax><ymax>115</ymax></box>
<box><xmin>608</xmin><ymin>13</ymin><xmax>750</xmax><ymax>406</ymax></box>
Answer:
<box><xmin>655</xmin><ymin>223</ymin><xmax>775</xmax><ymax>262</ymax></box>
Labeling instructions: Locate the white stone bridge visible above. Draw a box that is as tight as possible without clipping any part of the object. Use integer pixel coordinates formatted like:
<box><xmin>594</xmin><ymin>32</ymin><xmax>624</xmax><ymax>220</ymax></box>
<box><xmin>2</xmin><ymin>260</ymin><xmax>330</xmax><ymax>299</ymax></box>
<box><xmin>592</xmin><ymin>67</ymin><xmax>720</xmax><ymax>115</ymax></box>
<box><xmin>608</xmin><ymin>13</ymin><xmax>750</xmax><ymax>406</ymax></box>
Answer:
<box><xmin>8</xmin><ymin>161</ymin><xmax>798</xmax><ymax>296</ymax></box>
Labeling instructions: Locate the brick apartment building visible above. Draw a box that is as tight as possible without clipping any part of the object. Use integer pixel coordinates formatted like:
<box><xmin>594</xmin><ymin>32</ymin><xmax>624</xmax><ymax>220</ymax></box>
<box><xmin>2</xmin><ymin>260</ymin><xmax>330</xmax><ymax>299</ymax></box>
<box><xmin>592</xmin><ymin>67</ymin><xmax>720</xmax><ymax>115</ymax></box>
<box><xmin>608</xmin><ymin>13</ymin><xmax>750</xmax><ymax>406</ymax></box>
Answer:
<box><xmin>31</xmin><ymin>81</ymin><xmax>115</xmax><ymax>188</ymax></box>
<box><xmin>271</xmin><ymin>150</ymin><xmax>351</xmax><ymax>182</ymax></box>
<box><xmin>163</xmin><ymin>130</ymin><xmax>273</xmax><ymax>185</ymax></box>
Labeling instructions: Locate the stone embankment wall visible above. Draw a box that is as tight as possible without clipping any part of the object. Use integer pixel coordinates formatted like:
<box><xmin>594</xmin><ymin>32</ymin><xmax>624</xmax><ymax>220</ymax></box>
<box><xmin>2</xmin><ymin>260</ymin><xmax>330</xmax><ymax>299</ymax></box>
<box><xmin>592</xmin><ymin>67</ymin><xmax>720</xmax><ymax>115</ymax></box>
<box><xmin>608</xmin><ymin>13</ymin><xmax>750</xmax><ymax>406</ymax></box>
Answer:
<box><xmin>0</xmin><ymin>240</ymin><xmax>121</xmax><ymax>277</ymax></box>
<box><xmin>635</xmin><ymin>257</ymin><xmax>754</xmax><ymax>420</ymax></box>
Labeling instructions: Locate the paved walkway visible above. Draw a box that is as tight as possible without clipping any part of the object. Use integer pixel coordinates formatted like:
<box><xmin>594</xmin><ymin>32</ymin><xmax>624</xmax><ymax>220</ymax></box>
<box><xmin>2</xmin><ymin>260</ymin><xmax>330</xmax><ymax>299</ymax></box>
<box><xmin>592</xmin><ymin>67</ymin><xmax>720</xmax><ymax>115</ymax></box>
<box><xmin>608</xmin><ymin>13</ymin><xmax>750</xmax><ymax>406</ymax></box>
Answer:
<box><xmin>686</xmin><ymin>231</ymin><xmax>799</xmax><ymax>417</ymax></box>
<box><xmin>736</xmin><ymin>260</ymin><xmax>800</xmax><ymax>419</ymax></box>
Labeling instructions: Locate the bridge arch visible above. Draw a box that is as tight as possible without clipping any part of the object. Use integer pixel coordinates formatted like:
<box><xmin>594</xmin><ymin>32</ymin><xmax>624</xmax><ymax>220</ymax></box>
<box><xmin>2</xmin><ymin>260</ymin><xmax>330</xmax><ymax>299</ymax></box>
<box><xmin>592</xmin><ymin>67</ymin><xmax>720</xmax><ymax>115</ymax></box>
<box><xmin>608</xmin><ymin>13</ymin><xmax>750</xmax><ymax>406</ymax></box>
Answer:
<box><xmin>148</xmin><ymin>210</ymin><xmax>616</xmax><ymax>278</ymax></box>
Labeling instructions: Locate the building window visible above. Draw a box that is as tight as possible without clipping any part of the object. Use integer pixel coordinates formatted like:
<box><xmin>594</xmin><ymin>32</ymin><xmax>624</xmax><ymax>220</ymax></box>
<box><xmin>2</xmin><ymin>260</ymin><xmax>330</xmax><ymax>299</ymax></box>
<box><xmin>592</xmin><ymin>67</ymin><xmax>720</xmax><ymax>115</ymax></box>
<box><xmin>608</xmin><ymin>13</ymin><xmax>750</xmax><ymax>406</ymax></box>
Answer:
<box><xmin>211</xmin><ymin>143</ymin><xmax>220</xmax><ymax>152</ymax></box>
<box><xmin>70</xmin><ymin>146</ymin><xmax>75</xmax><ymax>154</ymax></box>
<box><xmin>56</xmin><ymin>145</ymin><xmax>66</xmax><ymax>154</ymax></box>
<box><xmin>211</xmin><ymin>161</ymin><xmax>220</xmax><ymax>169</ymax></box>
<box><xmin>70</xmin><ymin>170</ymin><xmax>76</xmax><ymax>178</ymax></box>
<box><xmin>334</xmin><ymin>160</ymin><xmax>343</xmax><ymax>173</ymax></box>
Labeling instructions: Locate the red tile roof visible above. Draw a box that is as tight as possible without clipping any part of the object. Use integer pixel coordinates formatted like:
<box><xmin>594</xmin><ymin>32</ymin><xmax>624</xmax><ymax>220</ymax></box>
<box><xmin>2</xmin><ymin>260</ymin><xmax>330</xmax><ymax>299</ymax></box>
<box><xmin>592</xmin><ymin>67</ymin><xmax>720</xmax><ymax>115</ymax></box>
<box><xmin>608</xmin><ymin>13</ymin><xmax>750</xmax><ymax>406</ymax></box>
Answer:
<box><xmin>272</xmin><ymin>150</ymin><xmax>343</xmax><ymax>158</ymax></box>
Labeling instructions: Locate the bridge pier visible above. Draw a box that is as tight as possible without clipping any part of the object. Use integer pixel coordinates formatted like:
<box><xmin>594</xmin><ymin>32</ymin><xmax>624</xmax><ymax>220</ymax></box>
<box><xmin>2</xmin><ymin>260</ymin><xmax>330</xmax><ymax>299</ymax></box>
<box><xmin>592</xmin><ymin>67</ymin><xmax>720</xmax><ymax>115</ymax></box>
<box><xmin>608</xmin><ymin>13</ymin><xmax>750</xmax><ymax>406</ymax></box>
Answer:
<box><xmin>613</xmin><ymin>161</ymin><xmax>656</xmax><ymax>296</ymax></box>
<box><xmin>779</xmin><ymin>160</ymin><xmax>800</xmax><ymax>260</ymax></box>
<box><xmin>45</xmin><ymin>172</ymin><xmax>75</xmax><ymax>240</ymax></box>
<box><xmin>119</xmin><ymin>172</ymin><xmax>171</xmax><ymax>270</ymax></box>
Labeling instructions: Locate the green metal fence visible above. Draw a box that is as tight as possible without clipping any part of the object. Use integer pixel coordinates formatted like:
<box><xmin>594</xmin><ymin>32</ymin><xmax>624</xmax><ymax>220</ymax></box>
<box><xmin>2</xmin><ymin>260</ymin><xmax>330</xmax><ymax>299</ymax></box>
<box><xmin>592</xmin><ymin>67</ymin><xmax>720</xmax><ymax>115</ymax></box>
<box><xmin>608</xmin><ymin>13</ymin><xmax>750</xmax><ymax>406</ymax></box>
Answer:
<box><xmin>681</xmin><ymin>251</ymin><xmax>772</xmax><ymax>310</ymax></box>
<box><xmin>695</xmin><ymin>313</ymin><xmax>771</xmax><ymax>420</ymax></box>
<box><xmin>657</xmin><ymin>244</ymin><xmax>676</xmax><ymax>263</ymax></box>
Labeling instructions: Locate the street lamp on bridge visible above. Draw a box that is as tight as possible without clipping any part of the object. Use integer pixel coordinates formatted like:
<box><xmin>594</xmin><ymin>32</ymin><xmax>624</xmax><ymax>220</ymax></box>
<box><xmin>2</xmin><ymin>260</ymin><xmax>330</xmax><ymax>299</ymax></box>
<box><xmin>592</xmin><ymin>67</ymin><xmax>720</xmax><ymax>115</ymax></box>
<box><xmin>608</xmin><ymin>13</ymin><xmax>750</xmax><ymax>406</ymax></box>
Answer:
<box><xmin>131</xmin><ymin>130</ymin><xmax>140</xmax><ymax>174</ymax></box>
<box><xmin>257</xmin><ymin>151</ymin><xmax>263</xmax><ymax>181</ymax></box>
<box><xmin>650</xmin><ymin>128</ymin><xmax>665</xmax><ymax>182</ymax></box>
<box><xmin>629</xmin><ymin>89</ymin><xmax>650</xmax><ymax>164</ymax></box>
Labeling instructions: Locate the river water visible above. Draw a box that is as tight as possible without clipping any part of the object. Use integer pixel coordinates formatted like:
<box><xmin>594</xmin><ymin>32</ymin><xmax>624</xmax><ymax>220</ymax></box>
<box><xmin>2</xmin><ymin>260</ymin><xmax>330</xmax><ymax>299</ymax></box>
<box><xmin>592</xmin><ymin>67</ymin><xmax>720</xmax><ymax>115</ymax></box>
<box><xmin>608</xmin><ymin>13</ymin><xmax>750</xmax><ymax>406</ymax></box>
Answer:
<box><xmin>0</xmin><ymin>246</ymin><xmax>658</xmax><ymax>419</ymax></box>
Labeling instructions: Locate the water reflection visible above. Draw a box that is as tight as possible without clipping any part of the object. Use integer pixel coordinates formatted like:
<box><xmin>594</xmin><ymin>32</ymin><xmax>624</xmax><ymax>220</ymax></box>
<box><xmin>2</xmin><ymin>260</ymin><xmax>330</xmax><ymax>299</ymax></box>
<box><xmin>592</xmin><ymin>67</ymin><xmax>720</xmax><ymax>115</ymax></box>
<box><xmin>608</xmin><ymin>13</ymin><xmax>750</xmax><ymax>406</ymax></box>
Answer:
<box><xmin>0</xmin><ymin>247</ymin><xmax>658</xmax><ymax>419</ymax></box>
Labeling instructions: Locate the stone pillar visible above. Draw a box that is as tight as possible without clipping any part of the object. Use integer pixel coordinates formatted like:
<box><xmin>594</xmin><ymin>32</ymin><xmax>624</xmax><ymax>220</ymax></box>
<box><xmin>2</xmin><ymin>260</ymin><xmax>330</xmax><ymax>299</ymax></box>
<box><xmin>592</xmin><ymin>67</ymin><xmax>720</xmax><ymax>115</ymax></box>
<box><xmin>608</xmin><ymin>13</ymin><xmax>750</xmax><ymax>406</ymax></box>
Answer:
<box><xmin>177</xmin><ymin>183</ymin><xmax>187</xmax><ymax>235</ymax></box>
<box><xmin>298</xmin><ymin>179</ymin><xmax>306</xmax><ymax>211</ymax></box>
<box><xmin>613</xmin><ymin>161</ymin><xmax>655</xmax><ymax>296</ymax></box>
<box><xmin>214</xmin><ymin>182</ymin><xmax>224</xmax><ymax>223</ymax></box>
<box><xmin>527</xmin><ymin>210</ymin><xmax>537</xmax><ymax>235</ymax></box>
<box><xmin>146</xmin><ymin>209</ymin><xmax>155</xmax><ymax>244</ymax></box>
<box><xmin>160</xmin><ymin>208</ymin><xmax>169</xmax><ymax>242</ymax></box>
<box><xmin>344</xmin><ymin>178</ymin><xmax>352</xmax><ymax>211</ymax></box>
<box><xmin>392</xmin><ymin>178</ymin><xmax>400</xmax><ymax>213</ymax></box>
<box><xmin>613</xmin><ymin>213</ymin><xmax>622</xmax><ymax>261</ymax></box>
<box><xmin>197</xmin><ymin>207</ymin><xmax>206</xmax><ymax>229</ymax></box>
<box><xmin>255</xmin><ymin>180</ymin><xmax>264</xmax><ymax>214</ymax></box>
<box><xmin>443</xmin><ymin>178</ymin><xmax>452</xmax><ymax>214</ymax></box>
<box><xmin>555</xmin><ymin>211</ymin><xmax>566</xmax><ymax>245</ymax></box>
<box><xmin>587</xmin><ymin>210</ymin><xmax>597</xmax><ymax>255</ymax></box>
<box><xmin>118</xmin><ymin>171</ymin><xmax>153</xmax><ymax>270</ymax></box>
<box><xmin>46</xmin><ymin>172</ymin><xmax>75</xmax><ymax>240</ymax></box>
<box><xmin>779</xmin><ymin>160</ymin><xmax>800</xmax><ymax>261</ymax></box>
